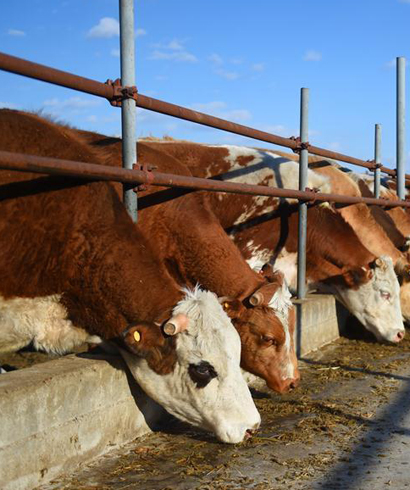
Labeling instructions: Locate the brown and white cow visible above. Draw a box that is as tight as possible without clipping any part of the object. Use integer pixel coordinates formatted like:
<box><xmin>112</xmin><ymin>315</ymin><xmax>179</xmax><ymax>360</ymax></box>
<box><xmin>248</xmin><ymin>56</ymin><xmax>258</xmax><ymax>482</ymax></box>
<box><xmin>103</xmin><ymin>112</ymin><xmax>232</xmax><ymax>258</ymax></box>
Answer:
<box><xmin>0</xmin><ymin>110</ymin><xmax>261</xmax><ymax>444</ymax></box>
<box><xmin>78</xmin><ymin>130</ymin><xmax>300</xmax><ymax>394</ymax></box>
<box><xmin>138</xmin><ymin>141</ymin><xmax>405</xmax><ymax>344</ymax></box>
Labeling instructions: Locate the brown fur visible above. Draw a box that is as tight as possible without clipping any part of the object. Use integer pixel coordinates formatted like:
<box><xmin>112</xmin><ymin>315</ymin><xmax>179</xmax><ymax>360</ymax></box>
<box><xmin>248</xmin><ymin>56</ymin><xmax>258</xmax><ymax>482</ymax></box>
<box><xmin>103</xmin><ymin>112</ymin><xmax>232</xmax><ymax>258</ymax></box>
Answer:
<box><xmin>78</xmin><ymin>130</ymin><xmax>300</xmax><ymax>393</ymax></box>
<box><xmin>0</xmin><ymin>109</ymin><xmax>182</xmax><ymax>374</ymax></box>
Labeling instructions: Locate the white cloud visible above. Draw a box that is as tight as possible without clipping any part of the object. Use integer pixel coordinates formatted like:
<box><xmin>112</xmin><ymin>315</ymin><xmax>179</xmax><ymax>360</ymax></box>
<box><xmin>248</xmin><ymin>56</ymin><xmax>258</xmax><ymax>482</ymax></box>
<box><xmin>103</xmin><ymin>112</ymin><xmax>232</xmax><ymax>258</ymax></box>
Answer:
<box><xmin>230</xmin><ymin>57</ymin><xmax>244</xmax><ymax>65</ymax></box>
<box><xmin>111</xmin><ymin>48</ymin><xmax>120</xmax><ymax>57</ymax></box>
<box><xmin>208</xmin><ymin>53</ymin><xmax>224</xmax><ymax>66</ymax></box>
<box><xmin>8</xmin><ymin>29</ymin><xmax>26</xmax><ymax>37</ymax></box>
<box><xmin>136</xmin><ymin>28</ymin><xmax>147</xmax><ymax>37</ymax></box>
<box><xmin>154</xmin><ymin>75</ymin><xmax>169</xmax><ymax>81</ymax></box>
<box><xmin>150</xmin><ymin>50</ymin><xmax>197</xmax><ymax>62</ymax></box>
<box><xmin>87</xmin><ymin>17</ymin><xmax>119</xmax><ymax>38</ymax></box>
<box><xmin>303</xmin><ymin>50</ymin><xmax>322</xmax><ymax>62</ymax></box>
<box><xmin>215</xmin><ymin>68</ymin><xmax>240</xmax><ymax>80</ymax></box>
<box><xmin>42</xmin><ymin>96</ymin><xmax>102</xmax><ymax>114</ymax></box>
<box><xmin>251</xmin><ymin>63</ymin><xmax>265</xmax><ymax>72</ymax></box>
<box><xmin>385</xmin><ymin>58</ymin><xmax>408</xmax><ymax>69</ymax></box>
<box><xmin>149</xmin><ymin>39</ymin><xmax>197</xmax><ymax>63</ymax></box>
<box><xmin>191</xmin><ymin>101</ymin><xmax>251</xmax><ymax>122</ymax></box>
<box><xmin>328</xmin><ymin>141</ymin><xmax>342</xmax><ymax>151</ymax></box>
<box><xmin>191</xmin><ymin>101</ymin><xmax>227</xmax><ymax>112</ymax></box>
<box><xmin>399</xmin><ymin>0</ymin><xmax>410</xmax><ymax>3</ymax></box>
<box><xmin>86</xmin><ymin>115</ymin><xmax>98</xmax><ymax>123</ymax></box>
<box><xmin>385</xmin><ymin>58</ymin><xmax>396</xmax><ymax>69</ymax></box>
<box><xmin>0</xmin><ymin>101</ymin><xmax>18</xmax><ymax>109</ymax></box>
<box><xmin>262</xmin><ymin>124</ymin><xmax>289</xmax><ymax>136</ymax></box>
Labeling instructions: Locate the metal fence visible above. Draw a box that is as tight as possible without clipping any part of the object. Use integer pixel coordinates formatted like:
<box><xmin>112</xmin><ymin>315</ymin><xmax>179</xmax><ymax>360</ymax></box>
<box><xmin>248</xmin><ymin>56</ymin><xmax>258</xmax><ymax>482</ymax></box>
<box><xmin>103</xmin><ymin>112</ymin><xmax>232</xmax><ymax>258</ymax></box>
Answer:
<box><xmin>0</xmin><ymin>0</ymin><xmax>408</xmax><ymax>300</ymax></box>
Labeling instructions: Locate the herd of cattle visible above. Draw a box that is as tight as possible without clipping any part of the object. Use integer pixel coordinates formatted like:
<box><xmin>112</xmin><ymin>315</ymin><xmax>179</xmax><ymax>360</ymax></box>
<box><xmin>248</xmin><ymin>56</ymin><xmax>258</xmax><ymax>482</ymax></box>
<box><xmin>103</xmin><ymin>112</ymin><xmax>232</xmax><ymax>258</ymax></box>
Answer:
<box><xmin>0</xmin><ymin>109</ymin><xmax>409</xmax><ymax>444</ymax></box>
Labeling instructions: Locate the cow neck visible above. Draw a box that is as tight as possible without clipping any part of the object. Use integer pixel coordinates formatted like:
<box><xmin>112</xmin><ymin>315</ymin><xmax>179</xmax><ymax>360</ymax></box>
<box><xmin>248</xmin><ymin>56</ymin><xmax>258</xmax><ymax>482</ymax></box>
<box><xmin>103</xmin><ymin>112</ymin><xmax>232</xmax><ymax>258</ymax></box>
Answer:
<box><xmin>0</xmin><ymin>110</ymin><xmax>182</xmax><ymax>339</ymax></box>
<box><xmin>302</xmin><ymin>206</ymin><xmax>376</xmax><ymax>279</ymax></box>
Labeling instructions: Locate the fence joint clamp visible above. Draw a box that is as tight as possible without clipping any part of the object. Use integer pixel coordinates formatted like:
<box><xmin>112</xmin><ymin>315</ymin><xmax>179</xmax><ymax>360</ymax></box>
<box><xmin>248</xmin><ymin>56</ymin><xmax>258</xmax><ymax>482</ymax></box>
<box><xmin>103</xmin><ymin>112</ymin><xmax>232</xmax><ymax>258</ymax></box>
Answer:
<box><xmin>105</xmin><ymin>78</ymin><xmax>138</xmax><ymax>107</ymax></box>
<box><xmin>290</xmin><ymin>136</ymin><xmax>310</xmax><ymax>154</ymax></box>
<box><xmin>133</xmin><ymin>163</ymin><xmax>157</xmax><ymax>192</ymax></box>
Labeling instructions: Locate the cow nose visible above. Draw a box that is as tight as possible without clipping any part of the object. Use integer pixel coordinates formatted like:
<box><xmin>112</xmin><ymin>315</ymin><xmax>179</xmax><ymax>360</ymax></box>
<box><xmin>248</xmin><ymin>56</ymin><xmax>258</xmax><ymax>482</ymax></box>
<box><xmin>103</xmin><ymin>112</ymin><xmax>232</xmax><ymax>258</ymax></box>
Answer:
<box><xmin>245</xmin><ymin>422</ymin><xmax>260</xmax><ymax>439</ymax></box>
<box><xmin>395</xmin><ymin>330</ymin><xmax>405</xmax><ymax>342</ymax></box>
<box><xmin>289</xmin><ymin>380</ymin><xmax>298</xmax><ymax>391</ymax></box>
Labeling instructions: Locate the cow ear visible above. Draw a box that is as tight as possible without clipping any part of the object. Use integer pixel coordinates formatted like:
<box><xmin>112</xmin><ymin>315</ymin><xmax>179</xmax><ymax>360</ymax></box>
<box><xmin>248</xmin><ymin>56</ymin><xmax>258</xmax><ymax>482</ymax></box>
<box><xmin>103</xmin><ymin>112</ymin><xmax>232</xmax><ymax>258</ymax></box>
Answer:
<box><xmin>121</xmin><ymin>322</ymin><xmax>177</xmax><ymax>374</ymax></box>
<box><xmin>370</xmin><ymin>257</ymin><xmax>388</xmax><ymax>270</ymax></box>
<box><xmin>219</xmin><ymin>297</ymin><xmax>246</xmax><ymax>319</ymax></box>
<box><xmin>342</xmin><ymin>267</ymin><xmax>373</xmax><ymax>288</ymax></box>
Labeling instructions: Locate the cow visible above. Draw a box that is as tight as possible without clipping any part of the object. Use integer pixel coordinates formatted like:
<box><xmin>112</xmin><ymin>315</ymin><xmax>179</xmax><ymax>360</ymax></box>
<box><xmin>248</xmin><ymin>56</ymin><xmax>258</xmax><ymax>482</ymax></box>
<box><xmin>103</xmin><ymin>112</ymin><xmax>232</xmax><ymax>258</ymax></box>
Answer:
<box><xmin>77</xmin><ymin>129</ymin><xmax>300</xmax><ymax>394</ymax></box>
<box><xmin>134</xmin><ymin>140</ymin><xmax>405</xmax><ymax>344</ymax></box>
<box><xmin>0</xmin><ymin>109</ymin><xmax>261</xmax><ymax>444</ymax></box>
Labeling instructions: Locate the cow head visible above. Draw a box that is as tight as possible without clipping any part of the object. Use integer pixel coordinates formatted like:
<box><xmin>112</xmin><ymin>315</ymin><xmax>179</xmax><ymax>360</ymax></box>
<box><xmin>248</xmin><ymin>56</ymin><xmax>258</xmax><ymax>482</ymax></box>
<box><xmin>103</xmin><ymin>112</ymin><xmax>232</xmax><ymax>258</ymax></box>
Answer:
<box><xmin>119</xmin><ymin>286</ymin><xmax>260</xmax><ymax>444</ymax></box>
<box><xmin>220</xmin><ymin>266</ymin><xmax>300</xmax><ymax>394</ymax></box>
<box><xmin>394</xmin><ymin>258</ymin><xmax>410</xmax><ymax>324</ymax></box>
<box><xmin>328</xmin><ymin>256</ymin><xmax>405</xmax><ymax>343</ymax></box>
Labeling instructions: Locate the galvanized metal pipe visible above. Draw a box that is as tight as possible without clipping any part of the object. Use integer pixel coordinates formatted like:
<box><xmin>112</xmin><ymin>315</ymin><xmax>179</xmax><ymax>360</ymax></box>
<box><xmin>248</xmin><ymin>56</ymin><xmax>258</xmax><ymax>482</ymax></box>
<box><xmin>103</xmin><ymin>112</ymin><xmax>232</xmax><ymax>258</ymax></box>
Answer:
<box><xmin>1</xmin><ymin>50</ymin><xmax>408</xmax><ymax>182</ymax></box>
<box><xmin>1</xmin><ymin>150</ymin><xmax>410</xmax><ymax>208</ymax></box>
<box><xmin>297</xmin><ymin>88</ymin><xmax>309</xmax><ymax>300</ymax></box>
<box><xmin>119</xmin><ymin>0</ymin><xmax>137</xmax><ymax>221</ymax></box>
<box><xmin>374</xmin><ymin>124</ymin><xmax>381</xmax><ymax>198</ymax></box>
<box><xmin>397</xmin><ymin>57</ymin><xmax>406</xmax><ymax>200</ymax></box>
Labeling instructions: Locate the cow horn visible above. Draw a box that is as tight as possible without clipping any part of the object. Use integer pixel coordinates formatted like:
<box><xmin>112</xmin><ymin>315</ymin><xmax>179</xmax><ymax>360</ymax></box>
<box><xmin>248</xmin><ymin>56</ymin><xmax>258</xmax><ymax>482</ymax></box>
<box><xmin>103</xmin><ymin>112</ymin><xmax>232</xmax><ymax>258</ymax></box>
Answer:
<box><xmin>163</xmin><ymin>313</ymin><xmax>189</xmax><ymax>336</ymax></box>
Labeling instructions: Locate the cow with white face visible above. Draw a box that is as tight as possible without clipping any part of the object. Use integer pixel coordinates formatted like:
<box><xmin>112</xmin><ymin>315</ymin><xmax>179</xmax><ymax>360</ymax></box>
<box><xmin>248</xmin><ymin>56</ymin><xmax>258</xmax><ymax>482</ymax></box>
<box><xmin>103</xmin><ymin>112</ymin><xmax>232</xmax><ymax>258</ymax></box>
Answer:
<box><xmin>317</xmin><ymin>256</ymin><xmax>404</xmax><ymax>343</ymax></box>
<box><xmin>0</xmin><ymin>109</ymin><xmax>260</xmax><ymax>444</ymax></box>
<box><xmin>76</xmin><ymin>131</ymin><xmax>300</xmax><ymax>394</ymax></box>
<box><xmin>135</xmin><ymin>140</ymin><xmax>404</xmax><ymax>344</ymax></box>
<box><xmin>121</xmin><ymin>287</ymin><xmax>260</xmax><ymax>443</ymax></box>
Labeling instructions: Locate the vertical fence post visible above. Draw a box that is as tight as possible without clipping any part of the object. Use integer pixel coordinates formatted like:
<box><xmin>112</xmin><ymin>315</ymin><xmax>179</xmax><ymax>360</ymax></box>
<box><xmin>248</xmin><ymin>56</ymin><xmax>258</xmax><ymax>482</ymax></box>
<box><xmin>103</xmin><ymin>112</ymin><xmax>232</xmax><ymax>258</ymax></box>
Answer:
<box><xmin>397</xmin><ymin>56</ymin><xmax>406</xmax><ymax>201</ymax></box>
<box><xmin>297</xmin><ymin>88</ymin><xmax>309</xmax><ymax>300</ymax></box>
<box><xmin>120</xmin><ymin>0</ymin><xmax>138</xmax><ymax>221</ymax></box>
<box><xmin>374</xmin><ymin>124</ymin><xmax>381</xmax><ymax>198</ymax></box>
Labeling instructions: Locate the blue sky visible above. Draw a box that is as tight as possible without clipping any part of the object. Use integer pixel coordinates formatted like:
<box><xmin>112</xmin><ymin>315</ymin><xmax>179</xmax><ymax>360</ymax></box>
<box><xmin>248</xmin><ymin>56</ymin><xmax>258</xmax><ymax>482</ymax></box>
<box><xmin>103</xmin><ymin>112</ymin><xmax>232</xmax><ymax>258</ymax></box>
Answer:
<box><xmin>1</xmin><ymin>0</ymin><xmax>410</xmax><ymax>171</ymax></box>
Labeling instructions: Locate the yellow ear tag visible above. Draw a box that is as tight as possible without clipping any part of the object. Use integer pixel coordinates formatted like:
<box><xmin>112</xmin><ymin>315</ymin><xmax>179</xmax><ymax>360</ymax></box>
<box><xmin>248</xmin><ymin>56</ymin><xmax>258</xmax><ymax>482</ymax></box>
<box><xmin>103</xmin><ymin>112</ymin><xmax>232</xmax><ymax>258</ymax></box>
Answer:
<box><xmin>133</xmin><ymin>331</ymin><xmax>141</xmax><ymax>342</ymax></box>
<box><xmin>224</xmin><ymin>302</ymin><xmax>229</xmax><ymax>309</ymax></box>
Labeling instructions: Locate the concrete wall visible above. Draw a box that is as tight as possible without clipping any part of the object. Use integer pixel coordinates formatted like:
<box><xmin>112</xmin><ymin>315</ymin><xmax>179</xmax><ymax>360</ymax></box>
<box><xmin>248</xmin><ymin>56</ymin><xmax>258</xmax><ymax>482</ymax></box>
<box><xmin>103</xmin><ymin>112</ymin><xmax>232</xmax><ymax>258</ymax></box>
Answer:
<box><xmin>0</xmin><ymin>293</ymin><xmax>340</xmax><ymax>490</ymax></box>
<box><xmin>293</xmin><ymin>293</ymin><xmax>340</xmax><ymax>357</ymax></box>
<box><xmin>0</xmin><ymin>354</ymin><xmax>165</xmax><ymax>490</ymax></box>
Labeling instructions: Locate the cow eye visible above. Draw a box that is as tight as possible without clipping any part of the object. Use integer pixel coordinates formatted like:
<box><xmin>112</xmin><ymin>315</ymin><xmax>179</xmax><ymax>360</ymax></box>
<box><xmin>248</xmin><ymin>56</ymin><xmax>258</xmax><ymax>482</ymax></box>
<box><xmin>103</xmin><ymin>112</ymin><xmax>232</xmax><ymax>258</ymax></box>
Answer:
<box><xmin>188</xmin><ymin>361</ymin><xmax>218</xmax><ymax>388</ymax></box>
<box><xmin>261</xmin><ymin>335</ymin><xmax>278</xmax><ymax>346</ymax></box>
<box><xmin>381</xmin><ymin>291</ymin><xmax>391</xmax><ymax>300</ymax></box>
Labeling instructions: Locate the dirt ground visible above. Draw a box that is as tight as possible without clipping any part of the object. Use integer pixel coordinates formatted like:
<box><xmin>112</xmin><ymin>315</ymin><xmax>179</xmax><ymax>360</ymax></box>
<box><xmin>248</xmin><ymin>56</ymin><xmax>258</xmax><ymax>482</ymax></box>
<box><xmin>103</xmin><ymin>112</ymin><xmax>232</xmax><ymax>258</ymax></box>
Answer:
<box><xmin>30</xmin><ymin>325</ymin><xmax>410</xmax><ymax>490</ymax></box>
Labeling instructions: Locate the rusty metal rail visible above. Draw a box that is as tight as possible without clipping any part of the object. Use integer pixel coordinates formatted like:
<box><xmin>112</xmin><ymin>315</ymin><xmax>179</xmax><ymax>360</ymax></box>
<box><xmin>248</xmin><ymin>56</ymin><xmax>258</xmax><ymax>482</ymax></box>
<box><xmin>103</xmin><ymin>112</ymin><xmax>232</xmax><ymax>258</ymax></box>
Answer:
<box><xmin>0</xmin><ymin>51</ymin><xmax>408</xmax><ymax>183</ymax></box>
<box><xmin>0</xmin><ymin>150</ymin><xmax>409</xmax><ymax>209</ymax></box>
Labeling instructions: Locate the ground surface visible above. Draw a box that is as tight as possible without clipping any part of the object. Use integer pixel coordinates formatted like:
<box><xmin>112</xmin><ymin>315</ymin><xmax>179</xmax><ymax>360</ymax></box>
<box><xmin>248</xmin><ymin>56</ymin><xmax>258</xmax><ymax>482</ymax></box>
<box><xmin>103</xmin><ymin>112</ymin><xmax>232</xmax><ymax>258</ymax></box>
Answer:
<box><xmin>28</xmin><ymin>328</ymin><xmax>410</xmax><ymax>490</ymax></box>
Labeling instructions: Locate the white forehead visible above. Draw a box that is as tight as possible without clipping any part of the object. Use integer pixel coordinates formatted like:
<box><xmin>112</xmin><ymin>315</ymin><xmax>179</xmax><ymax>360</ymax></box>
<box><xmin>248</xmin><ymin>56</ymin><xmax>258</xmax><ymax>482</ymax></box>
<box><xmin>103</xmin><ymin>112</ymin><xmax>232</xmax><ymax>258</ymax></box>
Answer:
<box><xmin>172</xmin><ymin>286</ymin><xmax>241</xmax><ymax>368</ymax></box>
<box><xmin>370</xmin><ymin>257</ymin><xmax>400</xmax><ymax>294</ymax></box>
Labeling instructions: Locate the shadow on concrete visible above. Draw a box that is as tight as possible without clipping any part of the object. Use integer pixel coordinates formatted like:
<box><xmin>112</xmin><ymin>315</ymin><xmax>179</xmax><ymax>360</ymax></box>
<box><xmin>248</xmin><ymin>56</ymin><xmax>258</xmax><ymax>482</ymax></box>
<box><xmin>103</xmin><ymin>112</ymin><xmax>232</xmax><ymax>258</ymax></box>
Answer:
<box><xmin>301</xmin><ymin>358</ymin><xmax>410</xmax><ymax>383</ymax></box>
<box><xmin>310</xmin><ymin>374</ymin><xmax>410</xmax><ymax>489</ymax></box>
<box><xmin>79</xmin><ymin>350</ymin><xmax>170</xmax><ymax>432</ymax></box>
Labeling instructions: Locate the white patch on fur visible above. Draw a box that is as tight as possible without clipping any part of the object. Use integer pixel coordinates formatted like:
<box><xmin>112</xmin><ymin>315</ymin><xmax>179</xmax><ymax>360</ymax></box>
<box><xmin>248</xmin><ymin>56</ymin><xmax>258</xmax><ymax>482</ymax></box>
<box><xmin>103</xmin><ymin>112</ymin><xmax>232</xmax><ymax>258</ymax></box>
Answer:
<box><xmin>274</xmin><ymin>251</ymin><xmax>298</xmax><ymax>292</ymax></box>
<box><xmin>0</xmin><ymin>294</ymin><xmax>101</xmax><ymax>355</ymax></box>
<box><xmin>120</xmin><ymin>286</ymin><xmax>260</xmax><ymax>444</ymax></box>
<box><xmin>349</xmin><ymin>172</ymin><xmax>391</xmax><ymax>198</ymax></box>
<box><xmin>268</xmin><ymin>277</ymin><xmax>294</xmax><ymax>379</ymax></box>
<box><xmin>245</xmin><ymin>240</ymin><xmax>272</xmax><ymax>273</ymax></box>
<box><xmin>208</xmin><ymin>145</ymin><xmax>331</xmax><ymax>203</ymax></box>
<box><xmin>245</xmin><ymin>244</ymin><xmax>296</xmax><ymax>381</ymax></box>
